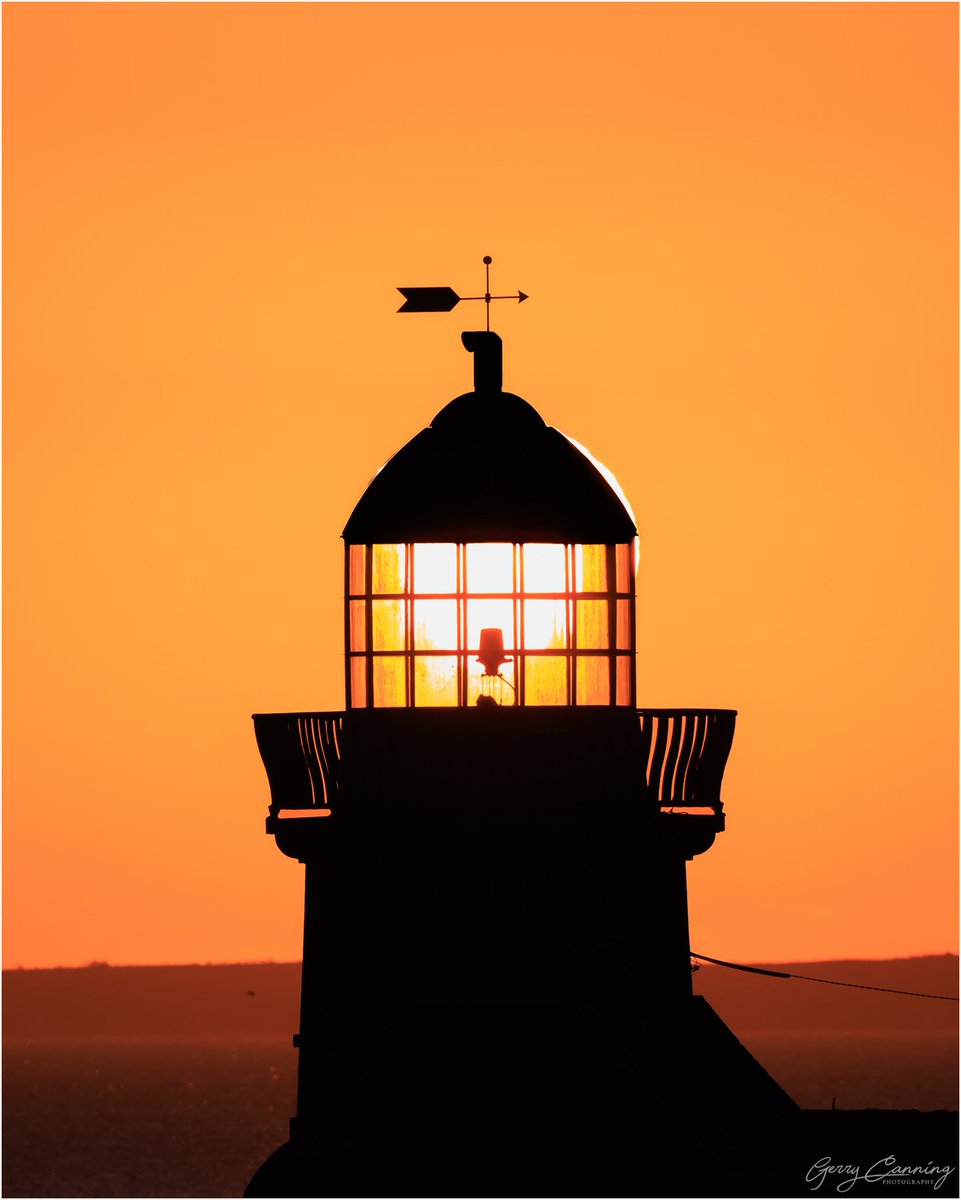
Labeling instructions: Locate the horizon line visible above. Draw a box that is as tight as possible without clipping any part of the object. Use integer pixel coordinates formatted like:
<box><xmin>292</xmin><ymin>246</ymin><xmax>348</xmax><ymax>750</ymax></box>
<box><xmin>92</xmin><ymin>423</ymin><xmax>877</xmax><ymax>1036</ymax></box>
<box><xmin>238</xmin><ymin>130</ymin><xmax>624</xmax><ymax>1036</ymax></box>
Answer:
<box><xmin>5</xmin><ymin>951</ymin><xmax>958</xmax><ymax>973</ymax></box>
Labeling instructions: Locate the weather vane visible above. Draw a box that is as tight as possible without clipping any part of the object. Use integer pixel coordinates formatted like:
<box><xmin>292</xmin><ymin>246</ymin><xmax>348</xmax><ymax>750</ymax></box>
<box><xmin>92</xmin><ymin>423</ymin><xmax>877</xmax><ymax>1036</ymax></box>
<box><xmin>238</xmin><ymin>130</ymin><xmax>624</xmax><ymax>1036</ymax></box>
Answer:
<box><xmin>397</xmin><ymin>256</ymin><xmax>529</xmax><ymax>332</ymax></box>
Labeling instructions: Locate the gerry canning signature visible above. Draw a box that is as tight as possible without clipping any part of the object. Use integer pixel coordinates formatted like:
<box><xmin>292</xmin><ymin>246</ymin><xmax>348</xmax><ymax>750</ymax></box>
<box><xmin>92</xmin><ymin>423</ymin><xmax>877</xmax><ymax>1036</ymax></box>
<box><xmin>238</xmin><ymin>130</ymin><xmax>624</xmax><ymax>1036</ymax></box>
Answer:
<box><xmin>807</xmin><ymin>1156</ymin><xmax>956</xmax><ymax>1193</ymax></box>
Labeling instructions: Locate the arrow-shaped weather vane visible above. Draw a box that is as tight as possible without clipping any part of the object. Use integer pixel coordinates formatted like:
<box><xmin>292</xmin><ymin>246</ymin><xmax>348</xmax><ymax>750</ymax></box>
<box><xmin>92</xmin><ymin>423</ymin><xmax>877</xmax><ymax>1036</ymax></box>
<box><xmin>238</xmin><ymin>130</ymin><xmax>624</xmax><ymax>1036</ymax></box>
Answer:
<box><xmin>397</xmin><ymin>256</ymin><xmax>528</xmax><ymax>331</ymax></box>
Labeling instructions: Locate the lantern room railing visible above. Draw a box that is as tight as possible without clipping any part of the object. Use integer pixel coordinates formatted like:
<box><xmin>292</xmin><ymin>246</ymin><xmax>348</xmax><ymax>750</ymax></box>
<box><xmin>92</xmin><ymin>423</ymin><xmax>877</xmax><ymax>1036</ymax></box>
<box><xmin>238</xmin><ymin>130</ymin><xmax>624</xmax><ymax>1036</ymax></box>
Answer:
<box><xmin>637</xmin><ymin>709</ymin><xmax>735</xmax><ymax>813</ymax></box>
<box><xmin>253</xmin><ymin>713</ymin><xmax>346</xmax><ymax>812</ymax></box>
<box><xmin>252</xmin><ymin>709</ymin><xmax>735</xmax><ymax>817</ymax></box>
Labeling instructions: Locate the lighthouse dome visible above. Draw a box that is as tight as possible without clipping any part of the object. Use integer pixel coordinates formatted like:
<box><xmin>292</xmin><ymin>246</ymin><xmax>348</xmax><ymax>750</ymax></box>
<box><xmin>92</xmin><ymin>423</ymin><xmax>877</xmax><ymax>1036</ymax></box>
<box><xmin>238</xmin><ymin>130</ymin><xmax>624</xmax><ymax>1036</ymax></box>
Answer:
<box><xmin>342</xmin><ymin>332</ymin><xmax>636</xmax><ymax>544</ymax></box>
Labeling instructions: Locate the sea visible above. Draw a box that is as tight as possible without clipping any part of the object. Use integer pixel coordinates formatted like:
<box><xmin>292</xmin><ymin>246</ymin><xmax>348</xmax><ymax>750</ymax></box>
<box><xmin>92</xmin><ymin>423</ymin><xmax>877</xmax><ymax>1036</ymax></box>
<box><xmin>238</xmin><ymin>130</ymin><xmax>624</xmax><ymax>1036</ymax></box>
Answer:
<box><xmin>3</xmin><ymin>1031</ymin><xmax>957</xmax><ymax>1197</ymax></box>
<box><xmin>3</xmin><ymin>1037</ymin><xmax>297</xmax><ymax>1198</ymax></box>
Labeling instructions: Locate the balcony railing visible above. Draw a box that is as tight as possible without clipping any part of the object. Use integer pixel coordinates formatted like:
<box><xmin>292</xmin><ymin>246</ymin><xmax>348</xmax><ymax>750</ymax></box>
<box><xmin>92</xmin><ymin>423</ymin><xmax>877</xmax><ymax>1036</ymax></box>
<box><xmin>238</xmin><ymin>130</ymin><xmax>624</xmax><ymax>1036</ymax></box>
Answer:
<box><xmin>253</xmin><ymin>708</ymin><xmax>735</xmax><ymax>818</ymax></box>
<box><xmin>637</xmin><ymin>709</ymin><xmax>735</xmax><ymax>812</ymax></box>
<box><xmin>253</xmin><ymin>712</ymin><xmax>346</xmax><ymax>812</ymax></box>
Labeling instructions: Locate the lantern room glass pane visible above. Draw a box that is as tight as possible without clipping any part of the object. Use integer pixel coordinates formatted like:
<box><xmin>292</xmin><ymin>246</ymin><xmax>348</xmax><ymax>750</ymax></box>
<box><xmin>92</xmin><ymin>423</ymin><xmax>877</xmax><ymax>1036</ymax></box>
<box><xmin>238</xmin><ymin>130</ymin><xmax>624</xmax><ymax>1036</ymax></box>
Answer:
<box><xmin>616</xmin><ymin>600</ymin><xmax>632</xmax><ymax>650</ymax></box>
<box><xmin>576</xmin><ymin>600</ymin><xmax>609</xmax><ymax>649</ymax></box>
<box><xmin>350</xmin><ymin>657</ymin><xmax>367</xmax><ymax>708</ymax></box>
<box><xmin>576</xmin><ymin>656</ymin><xmax>610</xmax><ymax>705</ymax></box>
<box><xmin>616</xmin><ymin>657</ymin><xmax>632</xmax><ymax>705</ymax></box>
<box><xmin>372</xmin><ymin>599</ymin><xmax>405</xmax><ymax>650</ymax></box>
<box><xmin>616</xmin><ymin>543</ymin><xmax>632</xmax><ymax>594</ymax></box>
<box><xmin>415</xmin><ymin>655</ymin><xmax>458</xmax><ymax>706</ymax></box>
<box><xmin>467</xmin><ymin>543</ymin><xmax>513</xmax><ymax>593</ymax></box>
<box><xmin>467</xmin><ymin>599</ymin><xmax>514</xmax><ymax>650</ymax></box>
<box><xmin>414</xmin><ymin>600</ymin><xmax>458</xmax><ymax>651</ymax></box>
<box><xmin>372</xmin><ymin>543</ymin><xmax>405</xmax><ymax>594</ymax></box>
<box><xmin>525</xmin><ymin>656</ymin><xmax>567</xmax><ymax>705</ymax></box>
<box><xmin>373</xmin><ymin>657</ymin><xmax>406</xmax><ymax>706</ymax></box>
<box><xmin>468</xmin><ymin>658</ymin><xmax>516</xmax><ymax>706</ymax></box>
<box><xmin>575</xmin><ymin>544</ymin><xmax>607</xmax><ymax>592</ymax></box>
<box><xmin>524</xmin><ymin>599</ymin><xmax>567</xmax><ymax>650</ymax></box>
<box><xmin>350</xmin><ymin>601</ymin><xmax>367</xmax><ymax>652</ymax></box>
<box><xmin>349</xmin><ymin>545</ymin><xmax>366</xmax><ymax>596</ymax></box>
<box><xmin>414</xmin><ymin>543</ymin><xmax>457</xmax><ymax>595</ymax></box>
<box><xmin>524</xmin><ymin>543</ymin><xmax>566</xmax><ymax>593</ymax></box>
<box><xmin>347</xmin><ymin>538</ymin><xmax>634</xmax><ymax>708</ymax></box>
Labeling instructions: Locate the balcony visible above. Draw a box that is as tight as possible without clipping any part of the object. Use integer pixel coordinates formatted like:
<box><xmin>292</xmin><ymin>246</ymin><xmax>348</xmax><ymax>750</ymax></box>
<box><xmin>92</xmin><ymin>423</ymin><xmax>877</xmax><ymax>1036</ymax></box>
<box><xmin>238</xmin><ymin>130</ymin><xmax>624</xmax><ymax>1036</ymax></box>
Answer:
<box><xmin>253</xmin><ymin>708</ymin><xmax>734</xmax><ymax>855</ymax></box>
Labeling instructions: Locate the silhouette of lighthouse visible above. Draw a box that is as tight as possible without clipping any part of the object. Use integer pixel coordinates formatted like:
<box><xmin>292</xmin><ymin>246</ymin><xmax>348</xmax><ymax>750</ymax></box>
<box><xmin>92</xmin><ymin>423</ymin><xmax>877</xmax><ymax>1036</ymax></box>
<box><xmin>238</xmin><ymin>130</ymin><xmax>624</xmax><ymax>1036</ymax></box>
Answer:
<box><xmin>247</xmin><ymin>319</ymin><xmax>796</xmax><ymax>1197</ymax></box>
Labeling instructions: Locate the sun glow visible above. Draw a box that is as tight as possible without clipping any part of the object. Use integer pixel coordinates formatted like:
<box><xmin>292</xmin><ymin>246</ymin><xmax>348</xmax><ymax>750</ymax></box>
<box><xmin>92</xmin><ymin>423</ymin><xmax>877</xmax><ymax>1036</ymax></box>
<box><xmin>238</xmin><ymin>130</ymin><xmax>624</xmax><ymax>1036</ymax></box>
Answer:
<box><xmin>562</xmin><ymin>434</ymin><xmax>640</xmax><ymax>570</ymax></box>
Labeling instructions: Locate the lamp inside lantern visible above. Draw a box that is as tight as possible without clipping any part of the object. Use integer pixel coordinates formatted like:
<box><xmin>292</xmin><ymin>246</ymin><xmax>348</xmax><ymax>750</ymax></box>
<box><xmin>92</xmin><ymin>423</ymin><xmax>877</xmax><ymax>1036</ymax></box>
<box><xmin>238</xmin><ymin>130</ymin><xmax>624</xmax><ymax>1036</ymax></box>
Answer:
<box><xmin>475</xmin><ymin>626</ymin><xmax>515</xmax><ymax>707</ymax></box>
<box><xmin>477</xmin><ymin>627</ymin><xmax>509</xmax><ymax>676</ymax></box>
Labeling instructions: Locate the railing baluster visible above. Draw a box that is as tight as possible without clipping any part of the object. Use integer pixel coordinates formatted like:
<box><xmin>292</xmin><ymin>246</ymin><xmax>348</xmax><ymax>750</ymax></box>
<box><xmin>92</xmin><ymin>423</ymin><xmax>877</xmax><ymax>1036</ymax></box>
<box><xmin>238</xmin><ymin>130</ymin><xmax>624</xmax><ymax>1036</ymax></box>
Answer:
<box><xmin>317</xmin><ymin>715</ymin><xmax>344</xmax><ymax>805</ymax></box>
<box><xmin>661</xmin><ymin>713</ymin><xmax>683</xmax><ymax>807</ymax></box>
<box><xmin>681</xmin><ymin>712</ymin><xmax>709</xmax><ymax>805</ymax></box>
<box><xmin>673</xmin><ymin>712</ymin><xmax>697</xmax><ymax>806</ymax></box>
<box><xmin>647</xmin><ymin>714</ymin><xmax>670</xmax><ymax>805</ymax></box>
<box><xmin>314</xmin><ymin>718</ymin><xmax>330</xmax><ymax>807</ymax></box>
<box><xmin>637</xmin><ymin>710</ymin><xmax>654</xmax><ymax>797</ymax></box>
<box><xmin>309</xmin><ymin>718</ymin><xmax>329</xmax><ymax>806</ymax></box>
<box><xmin>693</xmin><ymin>710</ymin><xmax>736</xmax><ymax>811</ymax></box>
<box><xmin>299</xmin><ymin>718</ymin><xmax>324</xmax><ymax>808</ymax></box>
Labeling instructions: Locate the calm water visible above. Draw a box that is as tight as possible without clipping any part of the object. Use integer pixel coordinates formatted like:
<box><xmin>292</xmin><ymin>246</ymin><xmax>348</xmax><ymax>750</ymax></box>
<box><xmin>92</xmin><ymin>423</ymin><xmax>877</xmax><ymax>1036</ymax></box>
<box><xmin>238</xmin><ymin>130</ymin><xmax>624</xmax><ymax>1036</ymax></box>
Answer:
<box><xmin>3</xmin><ymin>1037</ymin><xmax>297</xmax><ymax>1198</ymax></box>
<box><xmin>742</xmin><ymin>1031</ymin><xmax>958</xmax><ymax>1111</ymax></box>
<box><xmin>3</xmin><ymin>1033</ymin><xmax>957</xmax><ymax>1197</ymax></box>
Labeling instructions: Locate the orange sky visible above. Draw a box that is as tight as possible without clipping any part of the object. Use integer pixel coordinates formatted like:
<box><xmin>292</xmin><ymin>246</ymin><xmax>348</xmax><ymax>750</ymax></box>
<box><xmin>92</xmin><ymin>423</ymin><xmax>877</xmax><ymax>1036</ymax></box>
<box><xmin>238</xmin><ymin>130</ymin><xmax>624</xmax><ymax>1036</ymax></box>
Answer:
<box><xmin>4</xmin><ymin>2</ymin><xmax>957</xmax><ymax>969</ymax></box>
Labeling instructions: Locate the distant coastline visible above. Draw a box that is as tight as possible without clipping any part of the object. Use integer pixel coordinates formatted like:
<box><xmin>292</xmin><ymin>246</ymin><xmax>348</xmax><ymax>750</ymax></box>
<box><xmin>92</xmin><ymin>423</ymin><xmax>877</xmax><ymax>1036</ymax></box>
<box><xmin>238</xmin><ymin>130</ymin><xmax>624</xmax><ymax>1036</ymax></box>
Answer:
<box><xmin>3</xmin><ymin>954</ymin><xmax>956</xmax><ymax>1039</ymax></box>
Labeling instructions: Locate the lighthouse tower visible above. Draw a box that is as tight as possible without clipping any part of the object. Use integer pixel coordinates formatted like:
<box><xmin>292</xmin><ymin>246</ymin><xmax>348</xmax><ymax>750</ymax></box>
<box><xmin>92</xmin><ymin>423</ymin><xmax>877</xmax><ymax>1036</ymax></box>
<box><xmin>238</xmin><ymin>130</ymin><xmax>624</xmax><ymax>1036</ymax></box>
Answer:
<box><xmin>247</xmin><ymin>325</ymin><xmax>796</xmax><ymax>1197</ymax></box>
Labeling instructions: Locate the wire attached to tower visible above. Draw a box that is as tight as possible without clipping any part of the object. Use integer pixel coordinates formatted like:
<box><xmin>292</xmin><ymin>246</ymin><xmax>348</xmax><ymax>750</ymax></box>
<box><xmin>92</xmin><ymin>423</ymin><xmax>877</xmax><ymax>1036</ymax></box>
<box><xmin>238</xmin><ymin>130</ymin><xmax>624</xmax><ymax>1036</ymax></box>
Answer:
<box><xmin>690</xmin><ymin>952</ymin><xmax>959</xmax><ymax>1001</ymax></box>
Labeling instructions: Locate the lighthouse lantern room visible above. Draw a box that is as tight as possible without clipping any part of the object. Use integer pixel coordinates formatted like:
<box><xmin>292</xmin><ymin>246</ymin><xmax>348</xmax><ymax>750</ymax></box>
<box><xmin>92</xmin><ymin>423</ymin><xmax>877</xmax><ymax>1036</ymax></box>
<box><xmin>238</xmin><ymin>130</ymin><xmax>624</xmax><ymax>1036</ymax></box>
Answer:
<box><xmin>342</xmin><ymin>331</ymin><xmax>636</xmax><ymax>711</ymax></box>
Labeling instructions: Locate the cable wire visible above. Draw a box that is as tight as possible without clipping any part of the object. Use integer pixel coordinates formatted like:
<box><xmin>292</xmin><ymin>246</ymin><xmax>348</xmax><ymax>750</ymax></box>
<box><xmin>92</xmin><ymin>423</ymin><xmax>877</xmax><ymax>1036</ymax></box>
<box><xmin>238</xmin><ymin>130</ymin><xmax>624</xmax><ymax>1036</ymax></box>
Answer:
<box><xmin>690</xmin><ymin>953</ymin><xmax>959</xmax><ymax>1002</ymax></box>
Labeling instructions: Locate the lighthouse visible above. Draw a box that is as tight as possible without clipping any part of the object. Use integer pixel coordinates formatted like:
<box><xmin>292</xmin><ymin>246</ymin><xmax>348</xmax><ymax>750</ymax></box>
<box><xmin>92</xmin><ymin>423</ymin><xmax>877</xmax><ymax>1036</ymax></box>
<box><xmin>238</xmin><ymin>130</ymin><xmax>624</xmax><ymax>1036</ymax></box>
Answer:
<box><xmin>247</xmin><ymin>305</ymin><xmax>796</xmax><ymax>1197</ymax></box>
